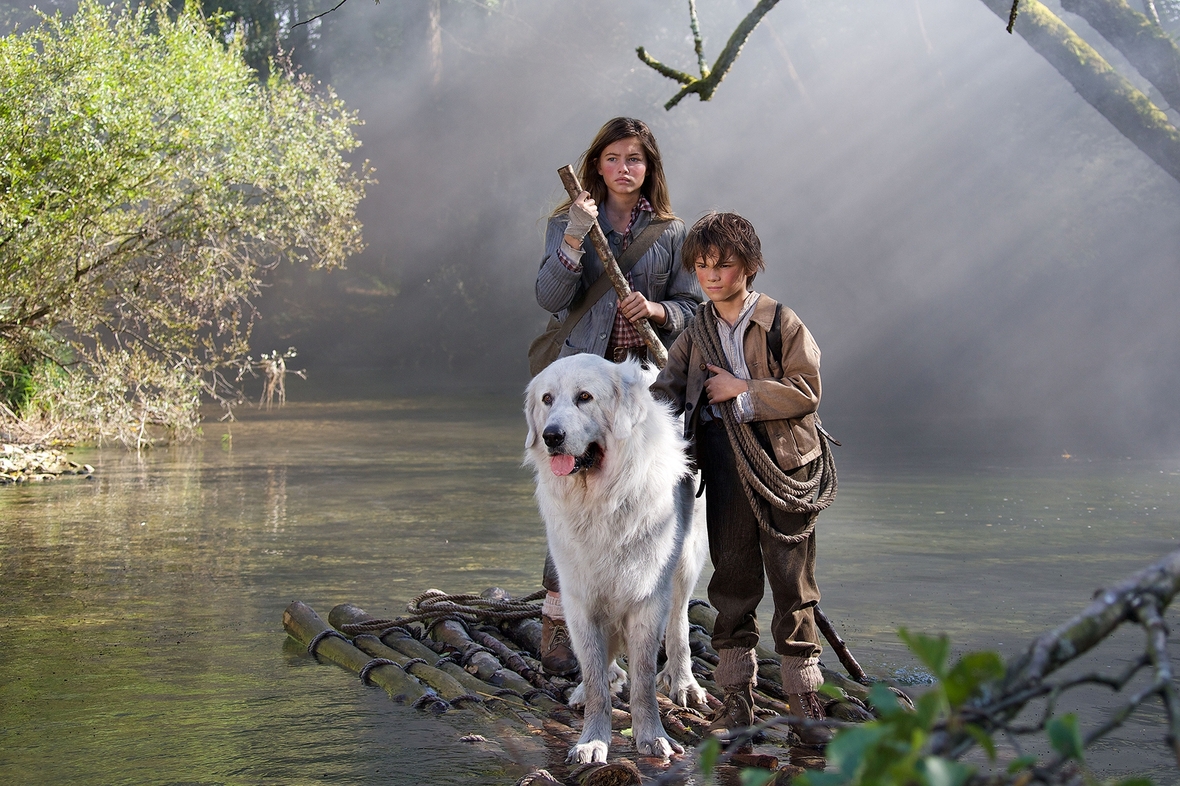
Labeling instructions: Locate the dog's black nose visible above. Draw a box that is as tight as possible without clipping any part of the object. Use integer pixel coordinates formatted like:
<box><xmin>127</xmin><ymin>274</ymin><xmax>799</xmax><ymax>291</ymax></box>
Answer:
<box><xmin>542</xmin><ymin>426</ymin><xmax>565</xmax><ymax>448</ymax></box>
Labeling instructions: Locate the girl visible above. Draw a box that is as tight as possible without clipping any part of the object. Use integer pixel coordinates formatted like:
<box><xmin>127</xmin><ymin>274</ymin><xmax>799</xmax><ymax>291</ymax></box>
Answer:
<box><xmin>534</xmin><ymin>117</ymin><xmax>702</xmax><ymax>675</ymax></box>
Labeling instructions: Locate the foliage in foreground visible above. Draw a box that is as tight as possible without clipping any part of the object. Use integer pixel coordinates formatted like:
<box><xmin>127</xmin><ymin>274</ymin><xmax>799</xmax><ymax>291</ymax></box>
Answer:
<box><xmin>691</xmin><ymin>628</ymin><xmax>1157</xmax><ymax>786</ymax></box>
<box><xmin>0</xmin><ymin>0</ymin><xmax>369</xmax><ymax>446</ymax></box>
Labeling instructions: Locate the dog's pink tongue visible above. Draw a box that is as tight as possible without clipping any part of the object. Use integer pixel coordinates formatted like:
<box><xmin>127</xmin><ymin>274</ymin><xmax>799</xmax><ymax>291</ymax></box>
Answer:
<box><xmin>550</xmin><ymin>454</ymin><xmax>576</xmax><ymax>476</ymax></box>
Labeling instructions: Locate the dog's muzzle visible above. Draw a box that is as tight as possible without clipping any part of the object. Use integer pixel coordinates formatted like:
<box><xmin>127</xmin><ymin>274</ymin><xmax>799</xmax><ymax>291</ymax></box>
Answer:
<box><xmin>544</xmin><ymin>434</ymin><xmax>603</xmax><ymax>477</ymax></box>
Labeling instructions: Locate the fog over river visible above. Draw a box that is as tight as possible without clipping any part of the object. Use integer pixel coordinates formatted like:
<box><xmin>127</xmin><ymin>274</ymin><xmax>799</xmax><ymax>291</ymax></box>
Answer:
<box><xmin>238</xmin><ymin>0</ymin><xmax>1180</xmax><ymax>461</ymax></box>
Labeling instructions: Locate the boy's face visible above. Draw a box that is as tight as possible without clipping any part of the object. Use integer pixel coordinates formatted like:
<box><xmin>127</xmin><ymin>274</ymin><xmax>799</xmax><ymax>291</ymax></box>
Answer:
<box><xmin>694</xmin><ymin>251</ymin><xmax>750</xmax><ymax>307</ymax></box>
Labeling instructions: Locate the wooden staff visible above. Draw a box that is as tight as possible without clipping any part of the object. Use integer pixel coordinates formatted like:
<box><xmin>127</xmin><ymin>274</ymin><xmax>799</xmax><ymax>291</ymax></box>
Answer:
<box><xmin>558</xmin><ymin>165</ymin><xmax>669</xmax><ymax>369</ymax></box>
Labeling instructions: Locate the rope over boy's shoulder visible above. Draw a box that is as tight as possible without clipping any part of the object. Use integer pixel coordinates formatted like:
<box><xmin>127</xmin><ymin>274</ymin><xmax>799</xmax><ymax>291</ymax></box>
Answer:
<box><xmin>687</xmin><ymin>302</ymin><xmax>837</xmax><ymax>544</ymax></box>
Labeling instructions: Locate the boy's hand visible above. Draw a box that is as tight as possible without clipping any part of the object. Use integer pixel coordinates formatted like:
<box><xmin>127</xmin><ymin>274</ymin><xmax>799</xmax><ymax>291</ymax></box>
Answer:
<box><xmin>704</xmin><ymin>364</ymin><xmax>748</xmax><ymax>403</ymax></box>
<box><xmin>619</xmin><ymin>291</ymin><xmax>667</xmax><ymax>326</ymax></box>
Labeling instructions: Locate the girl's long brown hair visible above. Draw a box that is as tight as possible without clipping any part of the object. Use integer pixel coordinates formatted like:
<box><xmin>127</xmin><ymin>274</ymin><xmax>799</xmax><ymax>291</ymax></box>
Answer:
<box><xmin>551</xmin><ymin>117</ymin><xmax>676</xmax><ymax>221</ymax></box>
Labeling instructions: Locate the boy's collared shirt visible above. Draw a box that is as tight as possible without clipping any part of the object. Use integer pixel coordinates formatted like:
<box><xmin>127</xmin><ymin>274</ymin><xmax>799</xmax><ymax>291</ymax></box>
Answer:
<box><xmin>703</xmin><ymin>289</ymin><xmax>759</xmax><ymax>422</ymax></box>
<box><xmin>650</xmin><ymin>293</ymin><xmax>823</xmax><ymax>472</ymax></box>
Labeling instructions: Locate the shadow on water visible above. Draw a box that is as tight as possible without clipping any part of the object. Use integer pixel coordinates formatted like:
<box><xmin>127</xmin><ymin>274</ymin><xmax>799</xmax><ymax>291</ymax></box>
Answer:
<box><xmin>1</xmin><ymin>398</ymin><xmax>1177</xmax><ymax>783</ymax></box>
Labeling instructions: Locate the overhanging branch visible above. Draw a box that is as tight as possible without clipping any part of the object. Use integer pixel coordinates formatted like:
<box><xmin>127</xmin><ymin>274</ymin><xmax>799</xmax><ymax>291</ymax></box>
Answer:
<box><xmin>637</xmin><ymin>0</ymin><xmax>783</xmax><ymax>110</ymax></box>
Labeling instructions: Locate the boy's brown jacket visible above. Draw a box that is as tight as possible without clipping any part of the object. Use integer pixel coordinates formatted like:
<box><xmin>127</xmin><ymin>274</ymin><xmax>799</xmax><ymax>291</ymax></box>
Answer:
<box><xmin>650</xmin><ymin>294</ymin><xmax>822</xmax><ymax>472</ymax></box>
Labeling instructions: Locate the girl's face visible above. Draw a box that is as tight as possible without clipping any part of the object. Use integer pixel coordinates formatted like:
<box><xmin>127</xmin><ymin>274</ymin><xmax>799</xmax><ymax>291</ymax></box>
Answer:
<box><xmin>596</xmin><ymin>137</ymin><xmax>647</xmax><ymax>201</ymax></box>
<box><xmin>694</xmin><ymin>251</ymin><xmax>751</xmax><ymax>307</ymax></box>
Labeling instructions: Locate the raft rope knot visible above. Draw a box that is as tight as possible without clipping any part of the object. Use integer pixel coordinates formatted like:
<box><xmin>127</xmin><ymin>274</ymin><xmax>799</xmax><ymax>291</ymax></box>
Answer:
<box><xmin>688</xmin><ymin>306</ymin><xmax>838</xmax><ymax>545</ymax></box>
<box><xmin>306</xmin><ymin>628</ymin><xmax>350</xmax><ymax>658</ymax></box>
<box><xmin>359</xmin><ymin>658</ymin><xmax>400</xmax><ymax>685</ymax></box>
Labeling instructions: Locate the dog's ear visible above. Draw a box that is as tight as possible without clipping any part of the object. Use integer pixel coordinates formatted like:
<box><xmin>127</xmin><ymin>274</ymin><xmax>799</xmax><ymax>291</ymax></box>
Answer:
<box><xmin>524</xmin><ymin>379</ymin><xmax>538</xmax><ymax>448</ymax></box>
<box><xmin>610</xmin><ymin>359</ymin><xmax>649</xmax><ymax>439</ymax></box>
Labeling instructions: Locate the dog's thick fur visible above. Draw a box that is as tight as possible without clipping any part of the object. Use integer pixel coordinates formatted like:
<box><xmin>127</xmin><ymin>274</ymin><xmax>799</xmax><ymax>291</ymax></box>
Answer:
<box><xmin>524</xmin><ymin>354</ymin><xmax>707</xmax><ymax>764</ymax></box>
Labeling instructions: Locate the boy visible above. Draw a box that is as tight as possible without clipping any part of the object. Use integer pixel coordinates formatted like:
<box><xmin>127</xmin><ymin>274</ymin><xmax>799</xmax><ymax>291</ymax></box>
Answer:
<box><xmin>650</xmin><ymin>212</ymin><xmax>834</xmax><ymax>747</ymax></box>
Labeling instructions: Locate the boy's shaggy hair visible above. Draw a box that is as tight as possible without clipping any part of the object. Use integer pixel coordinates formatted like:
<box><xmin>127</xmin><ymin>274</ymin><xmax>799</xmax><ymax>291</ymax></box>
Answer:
<box><xmin>682</xmin><ymin>212</ymin><xmax>766</xmax><ymax>287</ymax></box>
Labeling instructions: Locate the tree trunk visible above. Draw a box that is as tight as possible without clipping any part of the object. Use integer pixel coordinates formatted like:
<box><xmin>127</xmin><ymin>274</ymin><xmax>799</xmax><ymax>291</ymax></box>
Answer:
<box><xmin>1060</xmin><ymin>0</ymin><xmax>1180</xmax><ymax>110</ymax></box>
<box><xmin>979</xmin><ymin>0</ymin><xmax>1180</xmax><ymax>184</ymax></box>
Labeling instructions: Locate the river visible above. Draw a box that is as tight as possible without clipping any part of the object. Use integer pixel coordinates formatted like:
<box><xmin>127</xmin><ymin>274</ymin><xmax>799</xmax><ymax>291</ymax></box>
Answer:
<box><xmin>1</xmin><ymin>397</ymin><xmax>1177</xmax><ymax>784</ymax></box>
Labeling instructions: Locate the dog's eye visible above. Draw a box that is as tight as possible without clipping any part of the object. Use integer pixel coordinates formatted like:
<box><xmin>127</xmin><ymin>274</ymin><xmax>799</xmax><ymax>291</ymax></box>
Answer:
<box><xmin>541</xmin><ymin>393</ymin><xmax>553</xmax><ymax>406</ymax></box>
<box><xmin>577</xmin><ymin>391</ymin><xmax>593</xmax><ymax>403</ymax></box>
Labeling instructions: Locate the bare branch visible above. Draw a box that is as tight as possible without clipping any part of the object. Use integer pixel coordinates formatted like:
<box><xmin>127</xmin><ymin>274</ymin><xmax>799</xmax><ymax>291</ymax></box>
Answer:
<box><xmin>637</xmin><ymin>0</ymin><xmax>783</xmax><ymax>110</ymax></box>
<box><xmin>291</xmin><ymin>0</ymin><xmax>351</xmax><ymax>30</ymax></box>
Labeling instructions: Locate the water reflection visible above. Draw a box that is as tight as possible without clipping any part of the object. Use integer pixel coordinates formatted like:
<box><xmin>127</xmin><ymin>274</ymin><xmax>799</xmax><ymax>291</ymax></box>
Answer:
<box><xmin>0</xmin><ymin>398</ymin><xmax>1177</xmax><ymax>783</ymax></box>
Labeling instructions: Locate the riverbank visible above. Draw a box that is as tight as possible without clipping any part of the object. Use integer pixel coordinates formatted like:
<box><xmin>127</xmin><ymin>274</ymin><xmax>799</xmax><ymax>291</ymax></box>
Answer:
<box><xmin>0</xmin><ymin>443</ymin><xmax>92</xmax><ymax>484</ymax></box>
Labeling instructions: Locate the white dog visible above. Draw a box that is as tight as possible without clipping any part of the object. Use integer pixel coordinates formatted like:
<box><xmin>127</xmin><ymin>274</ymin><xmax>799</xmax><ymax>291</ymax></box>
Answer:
<box><xmin>524</xmin><ymin>353</ymin><xmax>708</xmax><ymax>764</ymax></box>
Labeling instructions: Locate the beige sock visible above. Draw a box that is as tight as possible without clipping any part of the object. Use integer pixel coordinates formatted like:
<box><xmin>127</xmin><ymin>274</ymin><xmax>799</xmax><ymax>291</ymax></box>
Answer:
<box><xmin>542</xmin><ymin>591</ymin><xmax>564</xmax><ymax>620</ymax></box>
<box><xmin>780</xmin><ymin>654</ymin><xmax>823</xmax><ymax>694</ymax></box>
<box><xmin>713</xmin><ymin>647</ymin><xmax>758</xmax><ymax>690</ymax></box>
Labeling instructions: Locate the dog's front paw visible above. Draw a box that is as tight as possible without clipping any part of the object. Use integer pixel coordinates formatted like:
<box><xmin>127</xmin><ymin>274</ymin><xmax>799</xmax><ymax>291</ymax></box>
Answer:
<box><xmin>656</xmin><ymin>668</ymin><xmax>707</xmax><ymax>709</ymax></box>
<box><xmin>567</xmin><ymin>740</ymin><xmax>609</xmax><ymax>764</ymax></box>
<box><xmin>636</xmin><ymin>734</ymin><xmax>683</xmax><ymax>760</ymax></box>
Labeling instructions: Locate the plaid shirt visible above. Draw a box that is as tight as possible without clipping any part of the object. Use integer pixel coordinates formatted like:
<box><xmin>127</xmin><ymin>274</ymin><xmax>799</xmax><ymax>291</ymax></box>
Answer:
<box><xmin>556</xmin><ymin>197</ymin><xmax>652</xmax><ymax>350</ymax></box>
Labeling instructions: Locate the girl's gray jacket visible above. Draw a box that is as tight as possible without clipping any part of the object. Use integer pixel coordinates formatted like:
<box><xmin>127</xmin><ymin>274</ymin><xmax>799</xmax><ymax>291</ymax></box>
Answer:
<box><xmin>535</xmin><ymin>211</ymin><xmax>704</xmax><ymax>359</ymax></box>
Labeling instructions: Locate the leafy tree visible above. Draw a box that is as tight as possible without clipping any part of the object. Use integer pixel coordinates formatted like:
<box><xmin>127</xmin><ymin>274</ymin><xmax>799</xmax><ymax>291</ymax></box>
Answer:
<box><xmin>0</xmin><ymin>0</ymin><xmax>369</xmax><ymax>445</ymax></box>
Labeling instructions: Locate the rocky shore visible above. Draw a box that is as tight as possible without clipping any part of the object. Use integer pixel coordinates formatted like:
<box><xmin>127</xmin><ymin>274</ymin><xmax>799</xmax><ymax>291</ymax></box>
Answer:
<box><xmin>0</xmin><ymin>443</ymin><xmax>93</xmax><ymax>484</ymax></box>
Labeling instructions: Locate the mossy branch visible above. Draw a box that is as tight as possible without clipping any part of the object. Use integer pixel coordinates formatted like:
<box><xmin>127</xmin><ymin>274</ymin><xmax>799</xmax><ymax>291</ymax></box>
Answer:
<box><xmin>1060</xmin><ymin>0</ymin><xmax>1180</xmax><ymax>111</ymax></box>
<box><xmin>981</xmin><ymin>0</ymin><xmax>1180</xmax><ymax>185</ymax></box>
<box><xmin>637</xmin><ymin>0</ymin><xmax>783</xmax><ymax>110</ymax></box>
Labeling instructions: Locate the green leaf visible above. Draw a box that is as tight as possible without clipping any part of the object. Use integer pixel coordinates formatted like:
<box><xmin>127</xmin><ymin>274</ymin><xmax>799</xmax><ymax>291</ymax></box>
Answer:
<box><xmin>867</xmin><ymin>682</ymin><xmax>903</xmax><ymax>718</ymax></box>
<box><xmin>1046</xmin><ymin>714</ymin><xmax>1085</xmax><ymax>762</ymax></box>
<box><xmin>739</xmin><ymin>769</ymin><xmax>778</xmax><ymax>786</ymax></box>
<box><xmin>825</xmin><ymin>723</ymin><xmax>890</xmax><ymax>777</ymax></box>
<box><xmin>1006</xmin><ymin>754</ymin><xmax>1038</xmax><ymax>773</ymax></box>
<box><xmin>943</xmin><ymin>651</ymin><xmax>1005</xmax><ymax>707</ymax></box>
<box><xmin>963</xmin><ymin>723</ymin><xmax>996</xmax><ymax>761</ymax></box>
<box><xmin>899</xmin><ymin>628</ymin><xmax>951</xmax><ymax>679</ymax></box>
<box><xmin>916</xmin><ymin>756</ymin><xmax>974</xmax><ymax>786</ymax></box>
<box><xmin>818</xmin><ymin>682</ymin><xmax>845</xmax><ymax>700</ymax></box>
<box><xmin>697</xmin><ymin>736</ymin><xmax>721</xmax><ymax>776</ymax></box>
<box><xmin>792</xmin><ymin>771</ymin><xmax>849</xmax><ymax>786</ymax></box>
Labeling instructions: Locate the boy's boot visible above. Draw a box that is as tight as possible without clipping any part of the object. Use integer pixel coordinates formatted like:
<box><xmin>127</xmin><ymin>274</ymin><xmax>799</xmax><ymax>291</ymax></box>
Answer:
<box><xmin>782</xmin><ymin>655</ymin><xmax>832</xmax><ymax>748</ymax></box>
<box><xmin>540</xmin><ymin>591</ymin><xmax>578</xmax><ymax>676</ymax></box>
<box><xmin>708</xmin><ymin>647</ymin><xmax>757</xmax><ymax>738</ymax></box>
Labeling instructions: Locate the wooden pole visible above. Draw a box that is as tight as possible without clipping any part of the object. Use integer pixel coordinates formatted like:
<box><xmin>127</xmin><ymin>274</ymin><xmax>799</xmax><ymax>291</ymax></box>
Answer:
<box><xmin>814</xmin><ymin>605</ymin><xmax>869</xmax><ymax>684</ymax></box>
<box><xmin>557</xmin><ymin>165</ymin><xmax>669</xmax><ymax>369</ymax></box>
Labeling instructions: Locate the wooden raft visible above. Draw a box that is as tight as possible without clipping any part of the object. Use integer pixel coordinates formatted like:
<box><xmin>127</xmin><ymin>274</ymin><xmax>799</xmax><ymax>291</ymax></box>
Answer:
<box><xmin>282</xmin><ymin>590</ymin><xmax>894</xmax><ymax>785</ymax></box>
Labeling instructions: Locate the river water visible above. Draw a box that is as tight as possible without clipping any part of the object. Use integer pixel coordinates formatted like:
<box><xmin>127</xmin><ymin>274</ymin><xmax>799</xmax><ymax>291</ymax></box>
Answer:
<box><xmin>1</xmin><ymin>397</ymin><xmax>1177</xmax><ymax>784</ymax></box>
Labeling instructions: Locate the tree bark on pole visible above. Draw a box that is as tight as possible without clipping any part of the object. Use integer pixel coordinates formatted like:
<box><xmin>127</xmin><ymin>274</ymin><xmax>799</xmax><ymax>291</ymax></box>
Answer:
<box><xmin>1059</xmin><ymin>0</ymin><xmax>1180</xmax><ymax>110</ymax></box>
<box><xmin>557</xmin><ymin>165</ymin><xmax>669</xmax><ymax>369</ymax></box>
<box><xmin>979</xmin><ymin>0</ymin><xmax>1180</xmax><ymax>185</ymax></box>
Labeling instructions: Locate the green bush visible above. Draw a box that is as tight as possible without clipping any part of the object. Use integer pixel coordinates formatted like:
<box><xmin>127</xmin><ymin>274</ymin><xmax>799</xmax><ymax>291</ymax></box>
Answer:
<box><xmin>0</xmin><ymin>0</ymin><xmax>369</xmax><ymax>445</ymax></box>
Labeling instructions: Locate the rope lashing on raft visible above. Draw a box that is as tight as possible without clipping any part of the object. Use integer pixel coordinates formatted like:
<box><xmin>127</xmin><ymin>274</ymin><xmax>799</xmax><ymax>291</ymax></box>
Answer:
<box><xmin>411</xmin><ymin>692</ymin><xmax>451</xmax><ymax>713</ymax></box>
<box><xmin>338</xmin><ymin>588</ymin><xmax>547</xmax><ymax>635</ymax></box>
<box><xmin>687</xmin><ymin>305</ymin><xmax>837</xmax><ymax>545</ymax></box>
<box><xmin>359</xmin><ymin>658</ymin><xmax>401</xmax><ymax>685</ymax></box>
<box><xmin>306</xmin><ymin>628</ymin><xmax>350</xmax><ymax>657</ymax></box>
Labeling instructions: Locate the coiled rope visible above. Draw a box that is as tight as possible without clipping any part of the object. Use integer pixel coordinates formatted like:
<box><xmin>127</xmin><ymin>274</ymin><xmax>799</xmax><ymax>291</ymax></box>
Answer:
<box><xmin>338</xmin><ymin>588</ymin><xmax>546</xmax><ymax>635</ymax></box>
<box><xmin>688</xmin><ymin>304</ymin><xmax>837</xmax><ymax>545</ymax></box>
